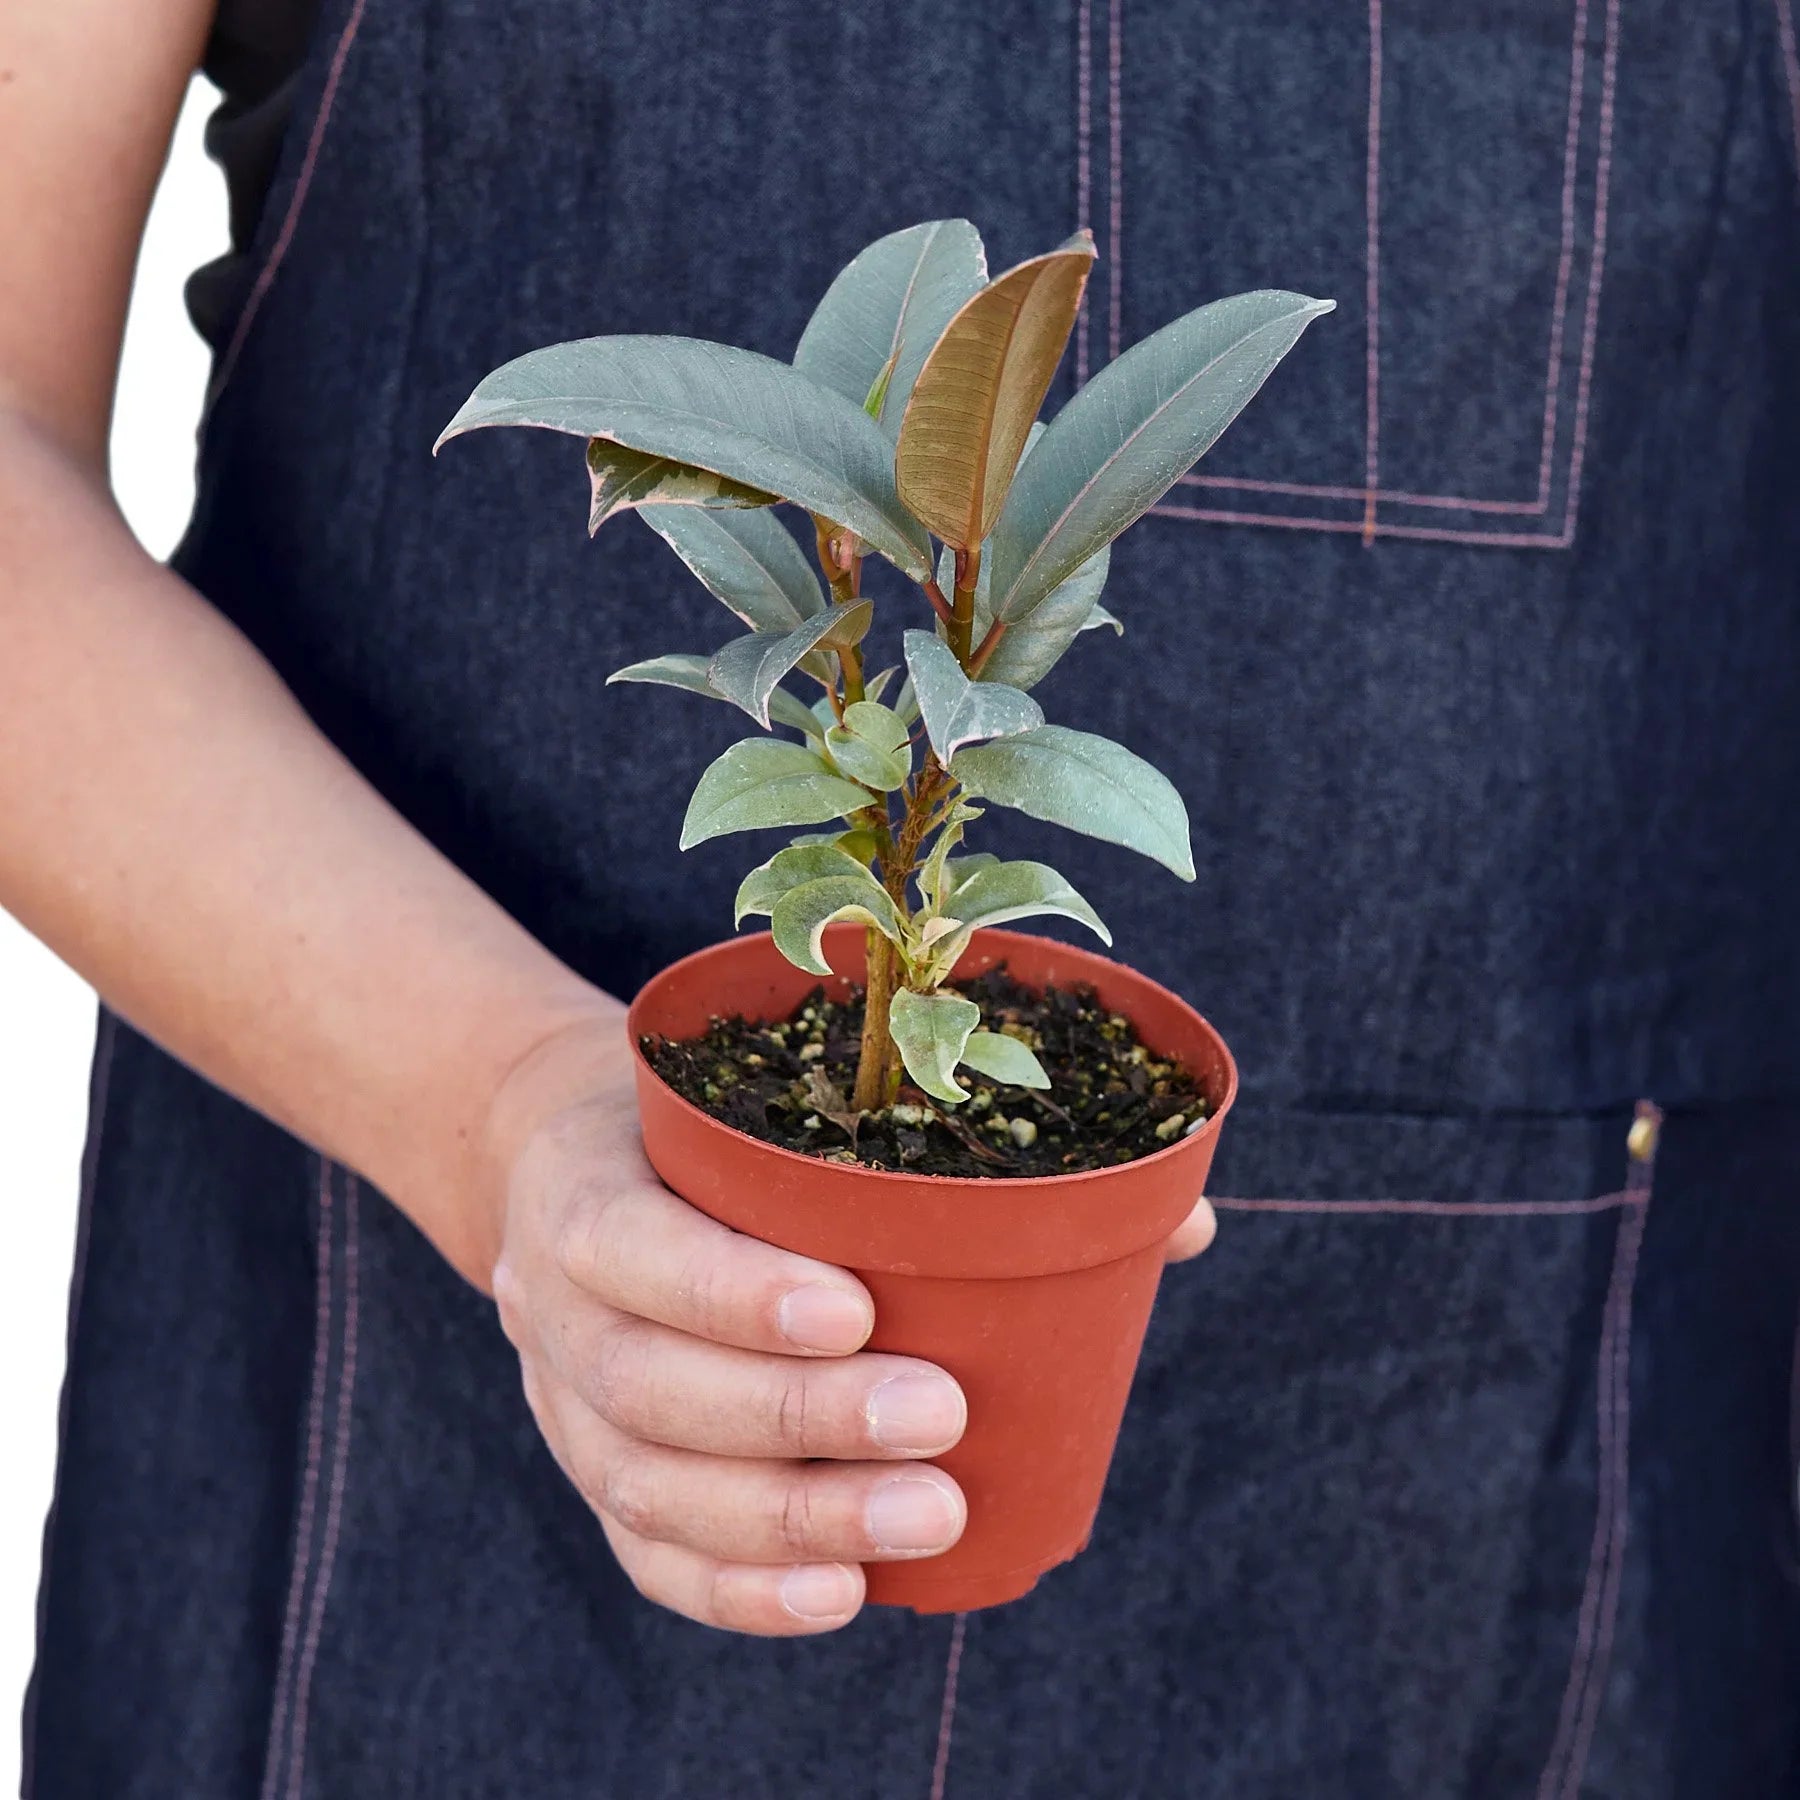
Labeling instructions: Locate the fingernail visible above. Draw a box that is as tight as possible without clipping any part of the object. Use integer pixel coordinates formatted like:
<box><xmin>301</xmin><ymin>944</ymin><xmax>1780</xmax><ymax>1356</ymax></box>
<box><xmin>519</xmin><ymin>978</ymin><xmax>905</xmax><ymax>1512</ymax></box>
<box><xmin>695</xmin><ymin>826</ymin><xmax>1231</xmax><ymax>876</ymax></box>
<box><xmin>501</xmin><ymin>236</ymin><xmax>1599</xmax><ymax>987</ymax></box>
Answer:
<box><xmin>777</xmin><ymin>1284</ymin><xmax>871</xmax><ymax>1353</ymax></box>
<box><xmin>779</xmin><ymin>1562</ymin><xmax>861</xmax><ymax>1620</ymax></box>
<box><xmin>867</xmin><ymin>1476</ymin><xmax>962</xmax><ymax>1552</ymax></box>
<box><xmin>866</xmin><ymin>1373</ymin><xmax>966</xmax><ymax>1452</ymax></box>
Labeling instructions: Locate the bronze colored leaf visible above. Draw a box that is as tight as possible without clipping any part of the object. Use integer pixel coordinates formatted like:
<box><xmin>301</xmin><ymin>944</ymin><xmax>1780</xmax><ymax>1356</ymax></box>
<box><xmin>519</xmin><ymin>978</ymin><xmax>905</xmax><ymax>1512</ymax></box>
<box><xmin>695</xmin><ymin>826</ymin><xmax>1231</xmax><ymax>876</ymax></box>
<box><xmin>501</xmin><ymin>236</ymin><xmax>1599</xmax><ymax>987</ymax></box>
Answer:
<box><xmin>894</xmin><ymin>232</ymin><xmax>1095</xmax><ymax>551</ymax></box>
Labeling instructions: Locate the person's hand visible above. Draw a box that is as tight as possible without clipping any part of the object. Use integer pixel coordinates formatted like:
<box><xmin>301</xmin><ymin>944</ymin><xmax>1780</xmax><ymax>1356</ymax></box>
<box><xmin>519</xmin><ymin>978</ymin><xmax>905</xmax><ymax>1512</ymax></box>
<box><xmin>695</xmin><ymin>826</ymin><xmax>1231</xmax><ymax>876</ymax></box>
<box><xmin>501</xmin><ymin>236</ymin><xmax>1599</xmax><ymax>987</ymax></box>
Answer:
<box><xmin>1164</xmin><ymin>1195</ymin><xmax>1218</xmax><ymax>1262</ymax></box>
<box><xmin>483</xmin><ymin>1012</ymin><xmax>972</xmax><ymax>1636</ymax></box>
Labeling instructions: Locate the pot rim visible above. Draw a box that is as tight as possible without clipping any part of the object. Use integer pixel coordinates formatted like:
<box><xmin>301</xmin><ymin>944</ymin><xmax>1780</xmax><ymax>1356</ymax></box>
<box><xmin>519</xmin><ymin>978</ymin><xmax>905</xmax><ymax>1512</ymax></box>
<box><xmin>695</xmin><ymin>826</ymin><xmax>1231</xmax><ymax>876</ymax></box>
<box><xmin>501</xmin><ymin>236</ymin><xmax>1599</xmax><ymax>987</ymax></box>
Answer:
<box><xmin>626</xmin><ymin>924</ymin><xmax>1239</xmax><ymax>1194</ymax></box>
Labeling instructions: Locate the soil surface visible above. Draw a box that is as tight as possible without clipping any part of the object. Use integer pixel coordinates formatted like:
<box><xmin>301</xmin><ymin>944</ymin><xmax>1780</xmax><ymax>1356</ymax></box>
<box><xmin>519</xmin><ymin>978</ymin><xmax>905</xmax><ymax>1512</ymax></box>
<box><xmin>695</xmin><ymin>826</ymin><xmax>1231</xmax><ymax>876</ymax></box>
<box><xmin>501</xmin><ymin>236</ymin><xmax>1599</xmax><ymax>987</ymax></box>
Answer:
<box><xmin>641</xmin><ymin>966</ymin><xmax>1210</xmax><ymax>1179</ymax></box>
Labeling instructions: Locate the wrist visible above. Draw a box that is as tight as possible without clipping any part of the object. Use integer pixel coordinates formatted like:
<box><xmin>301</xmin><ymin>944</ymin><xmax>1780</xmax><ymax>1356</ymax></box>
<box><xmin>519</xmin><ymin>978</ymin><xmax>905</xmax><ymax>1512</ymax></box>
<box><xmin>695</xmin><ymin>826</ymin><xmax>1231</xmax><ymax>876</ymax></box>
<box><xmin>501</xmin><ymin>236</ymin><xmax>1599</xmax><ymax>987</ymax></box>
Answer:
<box><xmin>470</xmin><ymin>991</ymin><xmax>636</xmax><ymax>1281</ymax></box>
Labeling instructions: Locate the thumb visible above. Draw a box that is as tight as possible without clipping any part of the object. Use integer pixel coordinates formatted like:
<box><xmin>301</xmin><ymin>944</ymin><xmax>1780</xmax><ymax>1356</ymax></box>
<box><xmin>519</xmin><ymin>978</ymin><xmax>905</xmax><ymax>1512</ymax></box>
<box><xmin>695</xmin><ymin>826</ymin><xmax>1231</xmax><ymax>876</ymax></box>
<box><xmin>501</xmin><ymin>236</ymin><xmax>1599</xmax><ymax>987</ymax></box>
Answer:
<box><xmin>1163</xmin><ymin>1196</ymin><xmax>1218</xmax><ymax>1263</ymax></box>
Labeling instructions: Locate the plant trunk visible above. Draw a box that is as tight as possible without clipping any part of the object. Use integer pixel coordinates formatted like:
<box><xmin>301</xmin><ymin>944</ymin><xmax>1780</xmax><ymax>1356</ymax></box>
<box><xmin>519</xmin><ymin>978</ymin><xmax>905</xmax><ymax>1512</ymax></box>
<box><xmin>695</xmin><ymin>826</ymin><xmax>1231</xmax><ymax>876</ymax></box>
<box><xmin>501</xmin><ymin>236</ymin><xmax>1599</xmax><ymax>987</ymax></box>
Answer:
<box><xmin>853</xmin><ymin>929</ymin><xmax>898</xmax><ymax>1111</ymax></box>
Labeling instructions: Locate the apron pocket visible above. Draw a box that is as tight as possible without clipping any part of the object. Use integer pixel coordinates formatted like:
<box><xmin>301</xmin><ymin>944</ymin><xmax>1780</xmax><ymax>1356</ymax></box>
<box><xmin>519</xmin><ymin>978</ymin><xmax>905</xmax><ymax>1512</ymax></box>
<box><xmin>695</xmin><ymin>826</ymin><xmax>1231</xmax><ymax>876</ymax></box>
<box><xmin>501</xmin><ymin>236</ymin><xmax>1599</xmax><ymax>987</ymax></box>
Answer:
<box><xmin>943</xmin><ymin>1102</ymin><xmax>1656</xmax><ymax>1800</ymax></box>
<box><xmin>1076</xmin><ymin>0</ymin><xmax>1621</xmax><ymax>549</ymax></box>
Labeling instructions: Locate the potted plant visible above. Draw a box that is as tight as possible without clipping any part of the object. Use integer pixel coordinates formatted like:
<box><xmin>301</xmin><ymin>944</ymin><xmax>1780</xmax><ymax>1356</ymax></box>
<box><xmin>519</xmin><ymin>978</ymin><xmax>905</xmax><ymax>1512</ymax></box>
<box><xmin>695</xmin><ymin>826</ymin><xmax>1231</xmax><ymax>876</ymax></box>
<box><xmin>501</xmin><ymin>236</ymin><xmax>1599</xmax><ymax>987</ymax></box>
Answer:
<box><xmin>437</xmin><ymin>220</ymin><xmax>1330</xmax><ymax>1612</ymax></box>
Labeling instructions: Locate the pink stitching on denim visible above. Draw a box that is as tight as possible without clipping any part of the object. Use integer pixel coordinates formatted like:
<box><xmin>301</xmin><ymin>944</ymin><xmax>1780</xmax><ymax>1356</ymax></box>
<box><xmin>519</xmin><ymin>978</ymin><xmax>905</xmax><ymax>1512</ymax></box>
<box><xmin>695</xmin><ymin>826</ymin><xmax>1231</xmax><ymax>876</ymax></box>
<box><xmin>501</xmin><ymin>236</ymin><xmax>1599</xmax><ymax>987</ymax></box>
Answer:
<box><xmin>1151</xmin><ymin>500</ymin><xmax>1572</xmax><ymax>550</ymax></box>
<box><xmin>1535</xmin><ymin>1103</ymin><xmax>1655</xmax><ymax>1799</ymax></box>
<box><xmin>258</xmin><ymin>1159</ymin><xmax>335</xmax><ymax>1800</ymax></box>
<box><xmin>1553</xmin><ymin>1104</ymin><xmax>1656</xmax><ymax>1796</ymax></box>
<box><xmin>1210</xmin><ymin>1190</ymin><xmax>1642</xmax><ymax>1218</ymax></box>
<box><xmin>928</xmin><ymin>1611</ymin><xmax>969</xmax><ymax>1800</ymax></box>
<box><xmin>21</xmin><ymin>1012</ymin><xmax>119</xmax><ymax>1800</ymax></box>
<box><xmin>1535</xmin><ymin>1221</ymin><xmax>1625</xmax><ymax>1798</ymax></box>
<box><xmin>1182</xmin><ymin>474</ymin><xmax>1550</xmax><ymax>514</ymax></box>
<box><xmin>205</xmin><ymin>0</ymin><xmax>369</xmax><ymax>413</ymax></box>
<box><xmin>284</xmin><ymin>1175</ymin><xmax>361</xmax><ymax>1800</ymax></box>
<box><xmin>1550</xmin><ymin>0</ymin><xmax>1621</xmax><ymax>553</ymax></box>
<box><xmin>1076</xmin><ymin>0</ymin><xmax>1093</xmax><ymax>387</ymax></box>
<box><xmin>1107</xmin><ymin>0</ymin><xmax>1123</xmax><ymax>364</ymax></box>
<box><xmin>1362</xmin><ymin>0</ymin><xmax>1384</xmax><ymax>545</ymax></box>
<box><xmin>1136</xmin><ymin>0</ymin><xmax>1619</xmax><ymax>541</ymax></box>
<box><xmin>1556</xmin><ymin>1201</ymin><xmax>1646</xmax><ymax>1794</ymax></box>
<box><xmin>1534</xmin><ymin>0</ymin><xmax>1590</xmax><ymax>510</ymax></box>
<box><xmin>1775</xmin><ymin>0</ymin><xmax>1800</xmax><ymax>175</ymax></box>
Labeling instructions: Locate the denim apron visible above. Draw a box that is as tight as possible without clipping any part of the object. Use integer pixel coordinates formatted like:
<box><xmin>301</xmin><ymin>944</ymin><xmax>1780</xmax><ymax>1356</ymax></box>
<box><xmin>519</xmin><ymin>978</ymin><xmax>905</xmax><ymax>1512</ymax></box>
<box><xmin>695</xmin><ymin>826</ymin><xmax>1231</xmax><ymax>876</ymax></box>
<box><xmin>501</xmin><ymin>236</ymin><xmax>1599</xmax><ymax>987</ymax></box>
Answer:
<box><xmin>25</xmin><ymin>1</ymin><xmax>1800</xmax><ymax>1794</ymax></box>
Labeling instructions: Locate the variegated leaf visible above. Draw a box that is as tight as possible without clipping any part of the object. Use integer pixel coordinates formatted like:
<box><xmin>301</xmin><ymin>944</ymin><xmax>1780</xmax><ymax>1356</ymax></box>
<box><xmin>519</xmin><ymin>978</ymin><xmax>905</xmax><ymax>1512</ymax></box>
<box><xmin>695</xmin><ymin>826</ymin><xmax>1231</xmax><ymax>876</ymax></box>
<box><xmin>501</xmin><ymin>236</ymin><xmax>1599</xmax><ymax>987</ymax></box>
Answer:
<box><xmin>889</xmin><ymin>988</ymin><xmax>981</xmax><ymax>1105</ymax></box>
<box><xmin>436</xmin><ymin>335</ymin><xmax>932</xmax><ymax>577</ymax></box>
<box><xmin>605</xmin><ymin>651</ymin><xmax>822</xmax><ymax>736</ymax></box>
<box><xmin>771</xmin><ymin>874</ymin><xmax>903</xmax><ymax>978</ymax></box>
<box><xmin>959</xmin><ymin>1030</ymin><xmax>1051</xmax><ymax>1089</ymax></box>
<box><xmin>734</xmin><ymin>842</ymin><xmax>872</xmax><ymax>925</ymax></box>
<box><xmin>709</xmin><ymin>601</ymin><xmax>873</xmax><ymax>729</ymax></box>
<box><xmin>679</xmin><ymin>740</ymin><xmax>872</xmax><ymax>849</ymax></box>
<box><xmin>587</xmin><ymin>441</ymin><xmax>774</xmax><ymax>533</ymax></box>
<box><xmin>823</xmin><ymin>700</ymin><xmax>913</xmax><ymax>793</ymax></box>
<box><xmin>951</xmin><ymin>725</ymin><xmax>1196</xmax><ymax>879</ymax></box>
<box><xmin>902</xmin><ymin>630</ymin><xmax>1042</xmax><ymax>766</ymax></box>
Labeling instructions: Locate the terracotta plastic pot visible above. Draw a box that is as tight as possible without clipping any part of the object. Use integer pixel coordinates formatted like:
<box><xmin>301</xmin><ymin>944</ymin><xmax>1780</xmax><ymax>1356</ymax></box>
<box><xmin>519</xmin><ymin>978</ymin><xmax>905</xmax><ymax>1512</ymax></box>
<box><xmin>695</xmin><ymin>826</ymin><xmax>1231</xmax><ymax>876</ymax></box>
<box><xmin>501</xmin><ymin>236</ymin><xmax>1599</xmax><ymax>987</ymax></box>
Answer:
<box><xmin>627</xmin><ymin>923</ymin><xmax>1236</xmax><ymax>1613</ymax></box>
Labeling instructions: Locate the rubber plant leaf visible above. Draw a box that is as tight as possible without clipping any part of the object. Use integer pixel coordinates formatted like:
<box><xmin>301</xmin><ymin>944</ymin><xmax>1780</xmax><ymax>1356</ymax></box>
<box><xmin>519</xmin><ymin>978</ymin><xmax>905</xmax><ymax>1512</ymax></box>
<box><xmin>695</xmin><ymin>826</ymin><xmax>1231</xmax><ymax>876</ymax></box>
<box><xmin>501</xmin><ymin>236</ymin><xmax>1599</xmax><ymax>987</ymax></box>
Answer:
<box><xmin>950</xmin><ymin>724</ymin><xmax>1196</xmax><ymax>880</ymax></box>
<box><xmin>823</xmin><ymin>700</ymin><xmax>912</xmax><ymax>792</ymax></box>
<box><xmin>959</xmin><ymin>1031</ymin><xmax>1052</xmax><ymax>1090</ymax></box>
<box><xmin>770</xmin><ymin>874</ymin><xmax>904</xmax><ymax>978</ymax></box>
<box><xmin>638</xmin><ymin>505</ymin><xmax>824</xmax><ymax>635</ymax></box>
<box><xmin>605</xmin><ymin>651</ymin><xmax>822</xmax><ymax>736</ymax></box>
<box><xmin>586</xmin><ymin>441</ymin><xmax>775</xmax><ymax>533</ymax></box>
<box><xmin>679</xmin><ymin>739</ymin><xmax>873</xmax><ymax>849</ymax></box>
<box><xmin>709</xmin><ymin>600</ymin><xmax>873</xmax><ymax>729</ymax></box>
<box><xmin>889</xmin><ymin>988</ymin><xmax>982</xmax><ymax>1105</ymax></box>
<box><xmin>916</xmin><ymin>800</ymin><xmax>983</xmax><ymax>911</ymax></box>
<box><xmin>794</xmin><ymin>219</ymin><xmax>989</xmax><ymax>436</ymax></box>
<box><xmin>902</xmin><ymin>629</ymin><xmax>1042</xmax><ymax>766</ymax></box>
<box><xmin>894</xmin><ymin>232</ymin><xmax>1096</xmax><ymax>551</ymax></box>
<box><xmin>920</xmin><ymin>857</ymin><xmax>1113</xmax><ymax>982</ymax></box>
<box><xmin>985</xmin><ymin>290</ymin><xmax>1334</xmax><ymax>623</ymax></box>
<box><xmin>973</xmin><ymin>543</ymin><xmax>1113</xmax><ymax>690</ymax></box>
<box><xmin>734</xmin><ymin>842</ymin><xmax>872</xmax><ymax>925</ymax></box>
<box><xmin>435</xmin><ymin>336</ymin><xmax>932</xmax><ymax>578</ymax></box>
<box><xmin>932</xmin><ymin>858</ymin><xmax>1111</xmax><ymax>943</ymax></box>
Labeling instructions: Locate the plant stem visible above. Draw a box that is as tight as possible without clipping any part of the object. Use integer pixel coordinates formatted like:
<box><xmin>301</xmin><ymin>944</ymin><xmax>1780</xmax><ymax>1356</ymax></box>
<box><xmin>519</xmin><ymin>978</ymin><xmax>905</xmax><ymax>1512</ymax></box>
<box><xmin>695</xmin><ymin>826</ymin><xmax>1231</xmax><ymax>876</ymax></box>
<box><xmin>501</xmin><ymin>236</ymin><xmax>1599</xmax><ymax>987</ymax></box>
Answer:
<box><xmin>968</xmin><ymin>617</ymin><xmax>1008</xmax><ymax>675</ymax></box>
<box><xmin>839</xmin><ymin>641</ymin><xmax>866</xmax><ymax>705</ymax></box>
<box><xmin>949</xmin><ymin>544</ymin><xmax>980</xmax><ymax>665</ymax></box>
<box><xmin>920</xmin><ymin>576</ymin><xmax>956</xmax><ymax>627</ymax></box>
<box><xmin>847</xmin><ymin>759</ymin><xmax>955</xmax><ymax>1110</ymax></box>
<box><xmin>852</xmin><ymin>931</ymin><xmax>898</xmax><ymax>1112</ymax></box>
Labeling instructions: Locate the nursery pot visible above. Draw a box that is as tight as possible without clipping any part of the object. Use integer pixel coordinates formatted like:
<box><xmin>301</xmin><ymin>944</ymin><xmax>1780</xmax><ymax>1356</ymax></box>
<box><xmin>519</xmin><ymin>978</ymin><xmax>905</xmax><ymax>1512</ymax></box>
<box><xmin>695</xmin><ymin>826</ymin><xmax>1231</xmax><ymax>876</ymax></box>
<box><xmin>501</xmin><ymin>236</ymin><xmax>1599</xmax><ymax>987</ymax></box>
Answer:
<box><xmin>627</xmin><ymin>923</ymin><xmax>1237</xmax><ymax>1614</ymax></box>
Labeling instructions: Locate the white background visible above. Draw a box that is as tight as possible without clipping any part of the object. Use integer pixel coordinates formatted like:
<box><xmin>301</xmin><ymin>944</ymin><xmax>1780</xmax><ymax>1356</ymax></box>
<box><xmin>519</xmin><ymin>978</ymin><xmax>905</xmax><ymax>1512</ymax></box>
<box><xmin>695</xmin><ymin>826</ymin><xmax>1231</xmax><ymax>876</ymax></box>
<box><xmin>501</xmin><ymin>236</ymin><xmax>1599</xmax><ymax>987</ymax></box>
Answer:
<box><xmin>1</xmin><ymin>79</ymin><xmax>221</xmax><ymax>1793</ymax></box>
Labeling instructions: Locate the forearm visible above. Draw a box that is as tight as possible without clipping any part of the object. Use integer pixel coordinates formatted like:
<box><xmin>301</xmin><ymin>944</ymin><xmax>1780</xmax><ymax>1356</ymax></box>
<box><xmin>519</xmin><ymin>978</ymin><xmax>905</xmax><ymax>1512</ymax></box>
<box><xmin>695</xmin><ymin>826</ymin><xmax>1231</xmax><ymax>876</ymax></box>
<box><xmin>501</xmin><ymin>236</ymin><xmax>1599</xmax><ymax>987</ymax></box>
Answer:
<box><xmin>0</xmin><ymin>409</ymin><xmax>619</xmax><ymax>1287</ymax></box>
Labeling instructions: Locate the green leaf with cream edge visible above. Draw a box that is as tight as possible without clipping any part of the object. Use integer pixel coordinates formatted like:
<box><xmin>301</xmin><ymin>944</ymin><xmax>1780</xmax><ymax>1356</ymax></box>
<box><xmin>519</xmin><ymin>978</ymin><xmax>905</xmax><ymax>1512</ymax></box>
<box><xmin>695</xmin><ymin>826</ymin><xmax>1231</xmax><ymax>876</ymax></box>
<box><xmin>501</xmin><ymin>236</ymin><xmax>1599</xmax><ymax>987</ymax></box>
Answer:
<box><xmin>708</xmin><ymin>600</ymin><xmax>872</xmax><ymax>728</ymax></box>
<box><xmin>951</xmin><ymin>725</ymin><xmax>1196</xmax><ymax>880</ymax></box>
<box><xmin>734</xmin><ymin>842</ymin><xmax>873</xmax><ymax>925</ymax></box>
<box><xmin>959</xmin><ymin>1031</ymin><xmax>1051</xmax><ymax>1090</ymax></box>
<box><xmin>823</xmin><ymin>701</ymin><xmax>912</xmax><ymax>792</ymax></box>
<box><xmin>435</xmin><ymin>335</ymin><xmax>931</xmax><ymax>578</ymax></box>
<box><xmin>770</xmin><ymin>874</ymin><xmax>904</xmax><ymax>978</ymax></box>
<box><xmin>605</xmin><ymin>651</ymin><xmax>822</xmax><ymax>737</ymax></box>
<box><xmin>586</xmin><ymin>441</ymin><xmax>776</xmax><ymax>532</ymax></box>
<box><xmin>680</xmin><ymin>739</ymin><xmax>873</xmax><ymax>849</ymax></box>
<box><xmin>889</xmin><ymin>990</ymin><xmax>982</xmax><ymax>1104</ymax></box>
<box><xmin>902</xmin><ymin>630</ymin><xmax>1042</xmax><ymax>765</ymax></box>
<box><xmin>916</xmin><ymin>857</ymin><xmax>1112</xmax><ymax>984</ymax></box>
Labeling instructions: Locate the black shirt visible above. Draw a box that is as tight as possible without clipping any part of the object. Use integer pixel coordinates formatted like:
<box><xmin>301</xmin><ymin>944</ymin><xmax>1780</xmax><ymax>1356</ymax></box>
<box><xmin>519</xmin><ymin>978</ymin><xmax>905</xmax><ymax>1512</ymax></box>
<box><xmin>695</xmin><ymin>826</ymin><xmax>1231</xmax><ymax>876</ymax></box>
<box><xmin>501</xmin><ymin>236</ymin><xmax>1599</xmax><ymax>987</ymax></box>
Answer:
<box><xmin>185</xmin><ymin>0</ymin><xmax>322</xmax><ymax>345</ymax></box>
